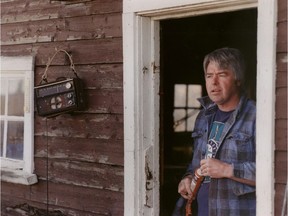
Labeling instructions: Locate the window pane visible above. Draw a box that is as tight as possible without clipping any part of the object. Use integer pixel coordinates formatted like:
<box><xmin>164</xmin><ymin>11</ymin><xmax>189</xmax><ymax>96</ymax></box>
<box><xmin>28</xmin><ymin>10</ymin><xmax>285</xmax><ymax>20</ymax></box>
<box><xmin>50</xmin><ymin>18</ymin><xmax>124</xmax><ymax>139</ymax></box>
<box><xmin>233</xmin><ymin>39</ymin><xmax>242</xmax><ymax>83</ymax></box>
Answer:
<box><xmin>8</xmin><ymin>79</ymin><xmax>24</xmax><ymax>116</ymax></box>
<box><xmin>6</xmin><ymin>121</ymin><xmax>24</xmax><ymax>160</ymax></box>
<box><xmin>173</xmin><ymin>109</ymin><xmax>186</xmax><ymax>132</ymax></box>
<box><xmin>0</xmin><ymin>120</ymin><xmax>3</xmax><ymax>157</ymax></box>
<box><xmin>0</xmin><ymin>79</ymin><xmax>7</xmax><ymax>115</ymax></box>
<box><xmin>174</xmin><ymin>84</ymin><xmax>187</xmax><ymax>107</ymax></box>
<box><xmin>187</xmin><ymin>85</ymin><xmax>202</xmax><ymax>108</ymax></box>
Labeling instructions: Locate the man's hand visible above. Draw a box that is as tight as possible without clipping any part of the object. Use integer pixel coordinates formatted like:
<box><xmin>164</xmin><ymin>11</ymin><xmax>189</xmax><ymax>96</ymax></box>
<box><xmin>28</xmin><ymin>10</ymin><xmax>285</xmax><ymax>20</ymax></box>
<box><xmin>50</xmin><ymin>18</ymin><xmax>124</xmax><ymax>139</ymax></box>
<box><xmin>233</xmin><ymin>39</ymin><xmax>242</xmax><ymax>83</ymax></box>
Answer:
<box><xmin>178</xmin><ymin>175</ymin><xmax>193</xmax><ymax>199</ymax></box>
<box><xmin>200</xmin><ymin>158</ymin><xmax>233</xmax><ymax>179</ymax></box>
<box><xmin>200</xmin><ymin>158</ymin><xmax>255</xmax><ymax>186</ymax></box>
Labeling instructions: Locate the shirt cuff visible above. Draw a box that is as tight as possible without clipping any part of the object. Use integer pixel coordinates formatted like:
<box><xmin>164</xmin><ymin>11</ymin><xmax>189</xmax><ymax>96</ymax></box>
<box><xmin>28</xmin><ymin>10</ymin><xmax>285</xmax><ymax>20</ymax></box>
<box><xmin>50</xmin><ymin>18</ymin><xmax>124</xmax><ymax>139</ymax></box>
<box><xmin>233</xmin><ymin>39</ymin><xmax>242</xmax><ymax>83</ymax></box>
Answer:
<box><xmin>233</xmin><ymin>163</ymin><xmax>243</xmax><ymax>178</ymax></box>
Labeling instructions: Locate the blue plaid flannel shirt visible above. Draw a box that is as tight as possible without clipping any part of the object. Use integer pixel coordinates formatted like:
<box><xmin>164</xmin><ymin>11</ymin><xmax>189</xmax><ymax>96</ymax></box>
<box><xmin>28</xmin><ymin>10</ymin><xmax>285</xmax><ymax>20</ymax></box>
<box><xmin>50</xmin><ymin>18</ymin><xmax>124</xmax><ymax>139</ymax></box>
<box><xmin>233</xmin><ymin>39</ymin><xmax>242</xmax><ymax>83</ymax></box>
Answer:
<box><xmin>186</xmin><ymin>95</ymin><xmax>256</xmax><ymax>216</ymax></box>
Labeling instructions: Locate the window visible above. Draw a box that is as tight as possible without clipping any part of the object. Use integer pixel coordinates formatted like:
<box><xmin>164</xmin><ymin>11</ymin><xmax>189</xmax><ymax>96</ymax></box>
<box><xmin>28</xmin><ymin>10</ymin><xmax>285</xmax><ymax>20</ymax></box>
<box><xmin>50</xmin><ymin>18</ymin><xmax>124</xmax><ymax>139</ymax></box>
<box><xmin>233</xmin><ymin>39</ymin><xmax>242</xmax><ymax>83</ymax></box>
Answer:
<box><xmin>0</xmin><ymin>56</ymin><xmax>37</xmax><ymax>185</ymax></box>
<box><xmin>173</xmin><ymin>84</ymin><xmax>202</xmax><ymax>132</ymax></box>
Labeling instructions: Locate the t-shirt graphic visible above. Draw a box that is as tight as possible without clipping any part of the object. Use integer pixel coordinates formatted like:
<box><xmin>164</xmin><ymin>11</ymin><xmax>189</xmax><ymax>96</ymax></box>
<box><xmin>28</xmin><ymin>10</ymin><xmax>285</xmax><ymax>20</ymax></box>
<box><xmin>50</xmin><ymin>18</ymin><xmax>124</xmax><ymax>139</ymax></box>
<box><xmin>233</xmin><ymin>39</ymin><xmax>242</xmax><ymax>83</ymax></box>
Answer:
<box><xmin>204</xmin><ymin>121</ymin><xmax>225</xmax><ymax>182</ymax></box>
<box><xmin>197</xmin><ymin>109</ymin><xmax>233</xmax><ymax>215</ymax></box>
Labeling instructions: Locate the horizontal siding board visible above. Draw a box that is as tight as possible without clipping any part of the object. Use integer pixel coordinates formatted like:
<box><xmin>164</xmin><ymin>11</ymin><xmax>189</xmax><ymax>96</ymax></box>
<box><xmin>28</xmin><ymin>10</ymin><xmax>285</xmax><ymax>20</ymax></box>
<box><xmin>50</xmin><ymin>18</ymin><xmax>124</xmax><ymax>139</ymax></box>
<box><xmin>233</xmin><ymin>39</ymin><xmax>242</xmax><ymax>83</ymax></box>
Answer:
<box><xmin>1</xmin><ymin>0</ymin><xmax>122</xmax><ymax>24</ymax></box>
<box><xmin>276</xmin><ymin>71</ymin><xmax>287</xmax><ymax>88</ymax></box>
<box><xmin>0</xmin><ymin>43</ymin><xmax>34</xmax><ymax>56</ymax></box>
<box><xmin>67</xmin><ymin>39</ymin><xmax>123</xmax><ymax>65</ymax></box>
<box><xmin>276</xmin><ymin>87</ymin><xmax>287</xmax><ymax>119</ymax></box>
<box><xmin>34</xmin><ymin>158</ymin><xmax>123</xmax><ymax>192</ymax></box>
<box><xmin>52</xmin><ymin>160</ymin><xmax>122</xmax><ymax>191</ymax></box>
<box><xmin>34</xmin><ymin>114</ymin><xmax>123</xmax><ymax>140</ymax></box>
<box><xmin>275</xmin><ymin>151</ymin><xmax>287</xmax><ymax>184</ymax></box>
<box><xmin>1</xmin><ymin>3</ymin><xmax>62</xmax><ymax>24</ymax></box>
<box><xmin>35</xmin><ymin>64</ymin><xmax>123</xmax><ymax>89</ymax></box>
<box><xmin>1</xmin><ymin>181</ymin><xmax>123</xmax><ymax>215</ymax></box>
<box><xmin>277</xmin><ymin>53</ymin><xmax>288</xmax><ymax>72</ymax></box>
<box><xmin>86</xmin><ymin>89</ymin><xmax>123</xmax><ymax>113</ymax></box>
<box><xmin>278</xmin><ymin>0</ymin><xmax>287</xmax><ymax>22</ymax></box>
<box><xmin>1</xmin><ymin>198</ymin><xmax>104</xmax><ymax>216</ymax></box>
<box><xmin>36</xmin><ymin>39</ymin><xmax>122</xmax><ymax>65</ymax></box>
<box><xmin>30</xmin><ymin>181</ymin><xmax>124</xmax><ymax>215</ymax></box>
<box><xmin>65</xmin><ymin>13</ymin><xmax>122</xmax><ymax>38</ymax></box>
<box><xmin>276</xmin><ymin>21</ymin><xmax>287</xmax><ymax>52</ymax></box>
<box><xmin>0</xmin><ymin>181</ymin><xmax>32</xmax><ymax>199</ymax></box>
<box><xmin>275</xmin><ymin>119</ymin><xmax>288</xmax><ymax>151</ymax></box>
<box><xmin>274</xmin><ymin>183</ymin><xmax>287</xmax><ymax>216</ymax></box>
<box><xmin>1</xmin><ymin>39</ymin><xmax>123</xmax><ymax>65</ymax></box>
<box><xmin>1</xmin><ymin>196</ymin><xmax>50</xmax><ymax>216</ymax></box>
<box><xmin>1</xmin><ymin>13</ymin><xmax>122</xmax><ymax>45</ymax></box>
<box><xmin>34</xmin><ymin>136</ymin><xmax>124</xmax><ymax>166</ymax></box>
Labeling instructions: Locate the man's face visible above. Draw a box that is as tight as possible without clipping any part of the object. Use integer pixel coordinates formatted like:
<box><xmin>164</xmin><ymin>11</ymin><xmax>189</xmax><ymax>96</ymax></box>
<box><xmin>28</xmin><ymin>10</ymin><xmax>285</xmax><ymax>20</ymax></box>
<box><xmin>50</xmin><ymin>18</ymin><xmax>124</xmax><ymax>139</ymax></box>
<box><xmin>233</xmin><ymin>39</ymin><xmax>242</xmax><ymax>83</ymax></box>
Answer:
<box><xmin>205</xmin><ymin>61</ymin><xmax>241</xmax><ymax>111</ymax></box>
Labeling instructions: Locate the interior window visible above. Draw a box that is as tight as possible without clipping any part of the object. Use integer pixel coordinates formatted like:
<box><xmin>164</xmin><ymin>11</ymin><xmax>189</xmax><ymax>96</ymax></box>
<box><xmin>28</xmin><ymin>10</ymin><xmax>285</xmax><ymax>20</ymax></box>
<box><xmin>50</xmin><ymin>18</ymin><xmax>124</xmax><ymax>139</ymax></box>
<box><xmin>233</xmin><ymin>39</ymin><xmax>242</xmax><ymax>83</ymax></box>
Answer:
<box><xmin>173</xmin><ymin>84</ymin><xmax>202</xmax><ymax>132</ymax></box>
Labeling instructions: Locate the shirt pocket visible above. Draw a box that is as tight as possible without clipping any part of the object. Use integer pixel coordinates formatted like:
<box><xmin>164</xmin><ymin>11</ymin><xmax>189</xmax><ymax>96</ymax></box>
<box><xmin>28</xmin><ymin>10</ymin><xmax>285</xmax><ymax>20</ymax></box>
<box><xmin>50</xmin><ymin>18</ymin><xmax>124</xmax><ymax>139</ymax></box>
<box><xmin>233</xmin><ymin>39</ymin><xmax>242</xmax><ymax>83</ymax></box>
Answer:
<box><xmin>191</xmin><ymin>130</ymin><xmax>206</xmax><ymax>158</ymax></box>
<box><xmin>220</xmin><ymin>132</ymin><xmax>256</xmax><ymax>196</ymax></box>
<box><xmin>191</xmin><ymin>130</ymin><xmax>204</xmax><ymax>139</ymax></box>
<box><xmin>222</xmin><ymin>132</ymin><xmax>254</xmax><ymax>163</ymax></box>
<box><xmin>192</xmin><ymin>130</ymin><xmax>205</xmax><ymax>145</ymax></box>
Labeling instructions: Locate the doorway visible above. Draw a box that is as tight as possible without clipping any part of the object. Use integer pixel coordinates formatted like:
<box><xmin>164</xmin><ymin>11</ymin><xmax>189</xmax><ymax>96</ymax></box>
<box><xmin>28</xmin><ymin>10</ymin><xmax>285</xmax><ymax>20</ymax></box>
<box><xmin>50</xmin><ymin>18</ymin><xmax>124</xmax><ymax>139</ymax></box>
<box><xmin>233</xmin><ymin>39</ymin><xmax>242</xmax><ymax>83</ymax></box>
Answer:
<box><xmin>160</xmin><ymin>8</ymin><xmax>257</xmax><ymax>215</ymax></box>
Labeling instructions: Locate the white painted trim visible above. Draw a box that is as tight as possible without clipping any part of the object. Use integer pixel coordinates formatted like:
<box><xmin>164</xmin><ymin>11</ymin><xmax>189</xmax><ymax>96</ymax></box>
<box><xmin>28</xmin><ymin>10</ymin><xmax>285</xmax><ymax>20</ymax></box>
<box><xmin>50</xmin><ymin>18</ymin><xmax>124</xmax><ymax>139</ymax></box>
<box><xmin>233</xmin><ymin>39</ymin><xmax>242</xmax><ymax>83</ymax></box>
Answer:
<box><xmin>138</xmin><ymin>0</ymin><xmax>257</xmax><ymax>20</ymax></box>
<box><xmin>1</xmin><ymin>168</ymin><xmax>38</xmax><ymax>185</ymax></box>
<box><xmin>123</xmin><ymin>13</ymin><xmax>161</xmax><ymax>215</ymax></box>
<box><xmin>123</xmin><ymin>0</ymin><xmax>276</xmax><ymax>215</ymax></box>
<box><xmin>0</xmin><ymin>56</ymin><xmax>34</xmax><ymax>71</ymax></box>
<box><xmin>124</xmin><ymin>0</ymin><xmax>256</xmax><ymax>14</ymax></box>
<box><xmin>0</xmin><ymin>56</ymin><xmax>36</xmax><ymax>185</ymax></box>
<box><xmin>123</xmin><ymin>12</ymin><xmax>139</xmax><ymax>216</ymax></box>
<box><xmin>256</xmin><ymin>0</ymin><xmax>277</xmax><ymax>215</ymax></box>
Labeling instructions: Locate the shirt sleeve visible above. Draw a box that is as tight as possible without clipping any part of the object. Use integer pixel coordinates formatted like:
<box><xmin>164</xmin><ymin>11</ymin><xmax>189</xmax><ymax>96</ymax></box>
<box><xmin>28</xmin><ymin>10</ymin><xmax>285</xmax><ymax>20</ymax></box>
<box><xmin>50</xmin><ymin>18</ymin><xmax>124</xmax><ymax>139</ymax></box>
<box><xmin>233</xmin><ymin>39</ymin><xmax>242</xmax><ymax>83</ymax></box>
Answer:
<box><xmin>233</xmin><ymin>161</ymin><xmax>256</xmax><ymax>181</ymax></box>
<box><xmin>232</xmin><ymin>161</ymin><xmax>256</xmax><ymax>196</ymax></box>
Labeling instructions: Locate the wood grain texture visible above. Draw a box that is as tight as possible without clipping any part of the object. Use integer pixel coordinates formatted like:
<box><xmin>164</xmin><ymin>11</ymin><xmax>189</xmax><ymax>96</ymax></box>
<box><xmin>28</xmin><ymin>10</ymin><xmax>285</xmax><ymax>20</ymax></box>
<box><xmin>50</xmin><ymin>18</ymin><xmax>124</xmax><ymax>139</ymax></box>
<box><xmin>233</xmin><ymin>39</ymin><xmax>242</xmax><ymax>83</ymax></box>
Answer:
<box><xmin>275</xmin><ymin>0</ymin><xmax>287</xmax><ymax>211</ymax></box>
<box><xmin>1</xmin><ymin>0</ymin><xmax>124</xmax><ymax>215</ymax></box>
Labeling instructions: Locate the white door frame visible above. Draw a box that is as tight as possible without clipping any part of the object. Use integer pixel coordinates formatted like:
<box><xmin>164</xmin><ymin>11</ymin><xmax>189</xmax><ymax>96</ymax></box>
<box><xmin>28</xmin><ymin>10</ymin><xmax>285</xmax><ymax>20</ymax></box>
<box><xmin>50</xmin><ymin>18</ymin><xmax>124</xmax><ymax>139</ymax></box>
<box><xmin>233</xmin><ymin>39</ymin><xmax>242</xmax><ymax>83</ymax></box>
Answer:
<box><xmin>123</xmin><ymin>0</ymin><xmax>277</xmax><ymax>215</ymax></box>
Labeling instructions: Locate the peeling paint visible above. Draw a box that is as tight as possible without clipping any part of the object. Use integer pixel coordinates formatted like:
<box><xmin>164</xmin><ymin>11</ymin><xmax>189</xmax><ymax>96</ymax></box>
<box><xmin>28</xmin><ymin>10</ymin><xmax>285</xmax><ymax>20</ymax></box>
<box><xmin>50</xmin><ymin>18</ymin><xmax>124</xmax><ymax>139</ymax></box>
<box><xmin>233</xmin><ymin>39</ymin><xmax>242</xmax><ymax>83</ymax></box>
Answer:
<box><xmin>0</xmin><ymin>1</ymin><xmax>124</xmax><ymax>215</ymax></box>
<box><xmin>144</xmin><ymin>154</ymin><xmax>153</xmax><ymax>208</ymax></box>
<box><xmin>281</xmin><ymin>54</ymin><xmax>288</xmax><ymax>63</ymax></box>
<box><xmin>98</xmin><ymin>155</ymin><xmax>109</xmax><ymax>163</ymax></box>
<box><xmin>1</xmin><ymin>35</ymin><xmax>53</xmax><ymax>45</ymax></box>
<box><xmin>6</xmin><ymin>203</ymin><xmax>65</xmax><ymax>216</ymax></box>
<box><xmin>142</xmin><ymin>66</ymin><xmax>148</xmax><ymax>74</ymax></box>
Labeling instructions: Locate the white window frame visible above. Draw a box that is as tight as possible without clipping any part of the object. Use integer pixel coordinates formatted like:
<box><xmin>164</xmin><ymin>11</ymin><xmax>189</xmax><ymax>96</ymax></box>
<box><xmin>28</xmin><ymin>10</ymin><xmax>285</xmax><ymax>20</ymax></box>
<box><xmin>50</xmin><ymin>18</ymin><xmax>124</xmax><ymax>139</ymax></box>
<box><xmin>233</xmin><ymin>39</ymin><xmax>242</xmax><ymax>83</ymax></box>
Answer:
<box><xmin>0</xmin><ymin>56</ymin><xmax>37</xmax><ymax>185</ymax></box>
<box><xmin>123</xmin><ymin>0</ymin><xmax>276</xmax><ymax>215</ymax></box>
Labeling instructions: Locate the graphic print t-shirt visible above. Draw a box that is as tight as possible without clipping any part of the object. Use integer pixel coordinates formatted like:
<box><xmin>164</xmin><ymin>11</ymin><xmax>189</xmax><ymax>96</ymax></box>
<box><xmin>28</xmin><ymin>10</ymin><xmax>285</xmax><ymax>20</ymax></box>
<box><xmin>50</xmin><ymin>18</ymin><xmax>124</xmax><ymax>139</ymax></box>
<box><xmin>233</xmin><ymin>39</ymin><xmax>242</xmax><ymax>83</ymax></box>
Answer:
<box><xmin>203</xmin><ymin>120</ymin><xmax>225</xmax><ymax>182</ymax></box>
<box><xmin>197</xmin><ymin>109</ymin><xmax>233</xmax><ymax>216</ymax></box>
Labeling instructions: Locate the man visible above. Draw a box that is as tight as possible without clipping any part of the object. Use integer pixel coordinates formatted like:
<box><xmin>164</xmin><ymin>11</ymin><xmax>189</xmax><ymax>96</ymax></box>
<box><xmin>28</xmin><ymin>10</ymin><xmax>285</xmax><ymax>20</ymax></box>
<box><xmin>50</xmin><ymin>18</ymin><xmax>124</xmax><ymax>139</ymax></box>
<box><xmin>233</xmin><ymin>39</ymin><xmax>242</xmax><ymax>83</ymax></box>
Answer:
<box><xmin>177</xmin><ymin>47</ymin><xmax>256</xmax><ymax>216</ymax></box>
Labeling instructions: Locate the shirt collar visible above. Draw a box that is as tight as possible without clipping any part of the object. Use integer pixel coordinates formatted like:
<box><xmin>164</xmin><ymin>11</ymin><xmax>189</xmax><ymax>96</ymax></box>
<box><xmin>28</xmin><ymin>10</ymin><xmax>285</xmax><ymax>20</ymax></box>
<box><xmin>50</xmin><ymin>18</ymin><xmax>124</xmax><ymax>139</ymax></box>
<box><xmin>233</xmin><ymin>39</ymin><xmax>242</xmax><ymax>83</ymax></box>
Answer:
<box><xmin>197</xmin><ymin>95</ymin><xmax>248</xmax><ymax>117</ymax></box>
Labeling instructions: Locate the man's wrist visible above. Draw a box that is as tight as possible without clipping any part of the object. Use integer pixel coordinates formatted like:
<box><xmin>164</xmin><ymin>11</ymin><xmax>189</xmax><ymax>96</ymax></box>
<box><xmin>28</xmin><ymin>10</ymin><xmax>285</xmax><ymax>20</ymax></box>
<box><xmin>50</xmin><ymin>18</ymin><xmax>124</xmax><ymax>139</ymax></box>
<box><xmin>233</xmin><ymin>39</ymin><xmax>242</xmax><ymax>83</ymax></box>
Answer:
<box><xmin>224</xmin><ymin>163</ymin><xmax>234</xmax><ymax>178</ymax></box>
<box><xmin>183</xmin><ymin>173</ymin><xmax>193</xmax><ymax>180</ymax></box>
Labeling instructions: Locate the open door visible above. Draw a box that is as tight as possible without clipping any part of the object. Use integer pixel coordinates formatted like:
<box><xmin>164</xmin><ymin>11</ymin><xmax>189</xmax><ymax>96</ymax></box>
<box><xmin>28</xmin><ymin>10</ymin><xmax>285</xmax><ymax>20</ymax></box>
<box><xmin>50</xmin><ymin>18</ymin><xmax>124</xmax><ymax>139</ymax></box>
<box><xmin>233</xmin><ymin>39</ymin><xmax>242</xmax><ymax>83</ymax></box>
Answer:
<box><xmin>159</xmin><ymin>9</ymin><xmax>257</xmax><ymax>215</ymax></box>
<box><xmin>123</xmin><ymin>0</ymin><xmax>277</xmax><ymax>215</ymax></box>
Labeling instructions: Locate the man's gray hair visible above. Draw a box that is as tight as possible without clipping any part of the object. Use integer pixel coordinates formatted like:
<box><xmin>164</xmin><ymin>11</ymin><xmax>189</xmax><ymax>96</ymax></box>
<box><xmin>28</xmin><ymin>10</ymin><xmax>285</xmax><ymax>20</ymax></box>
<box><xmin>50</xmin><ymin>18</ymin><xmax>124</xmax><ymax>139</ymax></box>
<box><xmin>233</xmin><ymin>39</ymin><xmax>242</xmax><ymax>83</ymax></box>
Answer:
<box><xmin>203</xmin><ymin>47</ymin><xmax>246</xmax><ymax>92</ymax></box>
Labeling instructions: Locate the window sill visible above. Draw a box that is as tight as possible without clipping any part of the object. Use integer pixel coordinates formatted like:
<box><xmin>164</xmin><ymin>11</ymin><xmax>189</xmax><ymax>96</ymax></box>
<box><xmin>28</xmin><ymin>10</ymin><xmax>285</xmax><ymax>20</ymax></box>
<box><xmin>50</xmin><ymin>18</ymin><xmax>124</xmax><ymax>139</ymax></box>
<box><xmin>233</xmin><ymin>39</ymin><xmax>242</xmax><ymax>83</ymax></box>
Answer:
<box><xmin>1</xmin><ymin>168</ymin><xmax>38</xmax><ymax>185</ymax></box>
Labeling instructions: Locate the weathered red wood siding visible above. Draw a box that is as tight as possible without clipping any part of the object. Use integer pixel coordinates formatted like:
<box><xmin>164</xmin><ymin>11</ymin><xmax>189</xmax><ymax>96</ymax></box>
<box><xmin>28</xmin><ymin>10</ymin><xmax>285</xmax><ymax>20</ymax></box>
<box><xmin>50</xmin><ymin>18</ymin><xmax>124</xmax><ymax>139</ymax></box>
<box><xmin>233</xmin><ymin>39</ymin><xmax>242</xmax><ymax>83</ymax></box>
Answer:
<box><xmin>1</xmin><ymin>0</ymin><xmax>287</xmax><ymax>215</ymax></box>
<box><xmin>1</xmin><ymin>0</ymin><xmax>124</xmax><ymax>215</ymax></box>
<box><xmin>275</xmin><ymin>0</ymin><xmax>287</xmax><ymax>215</ymax></box>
